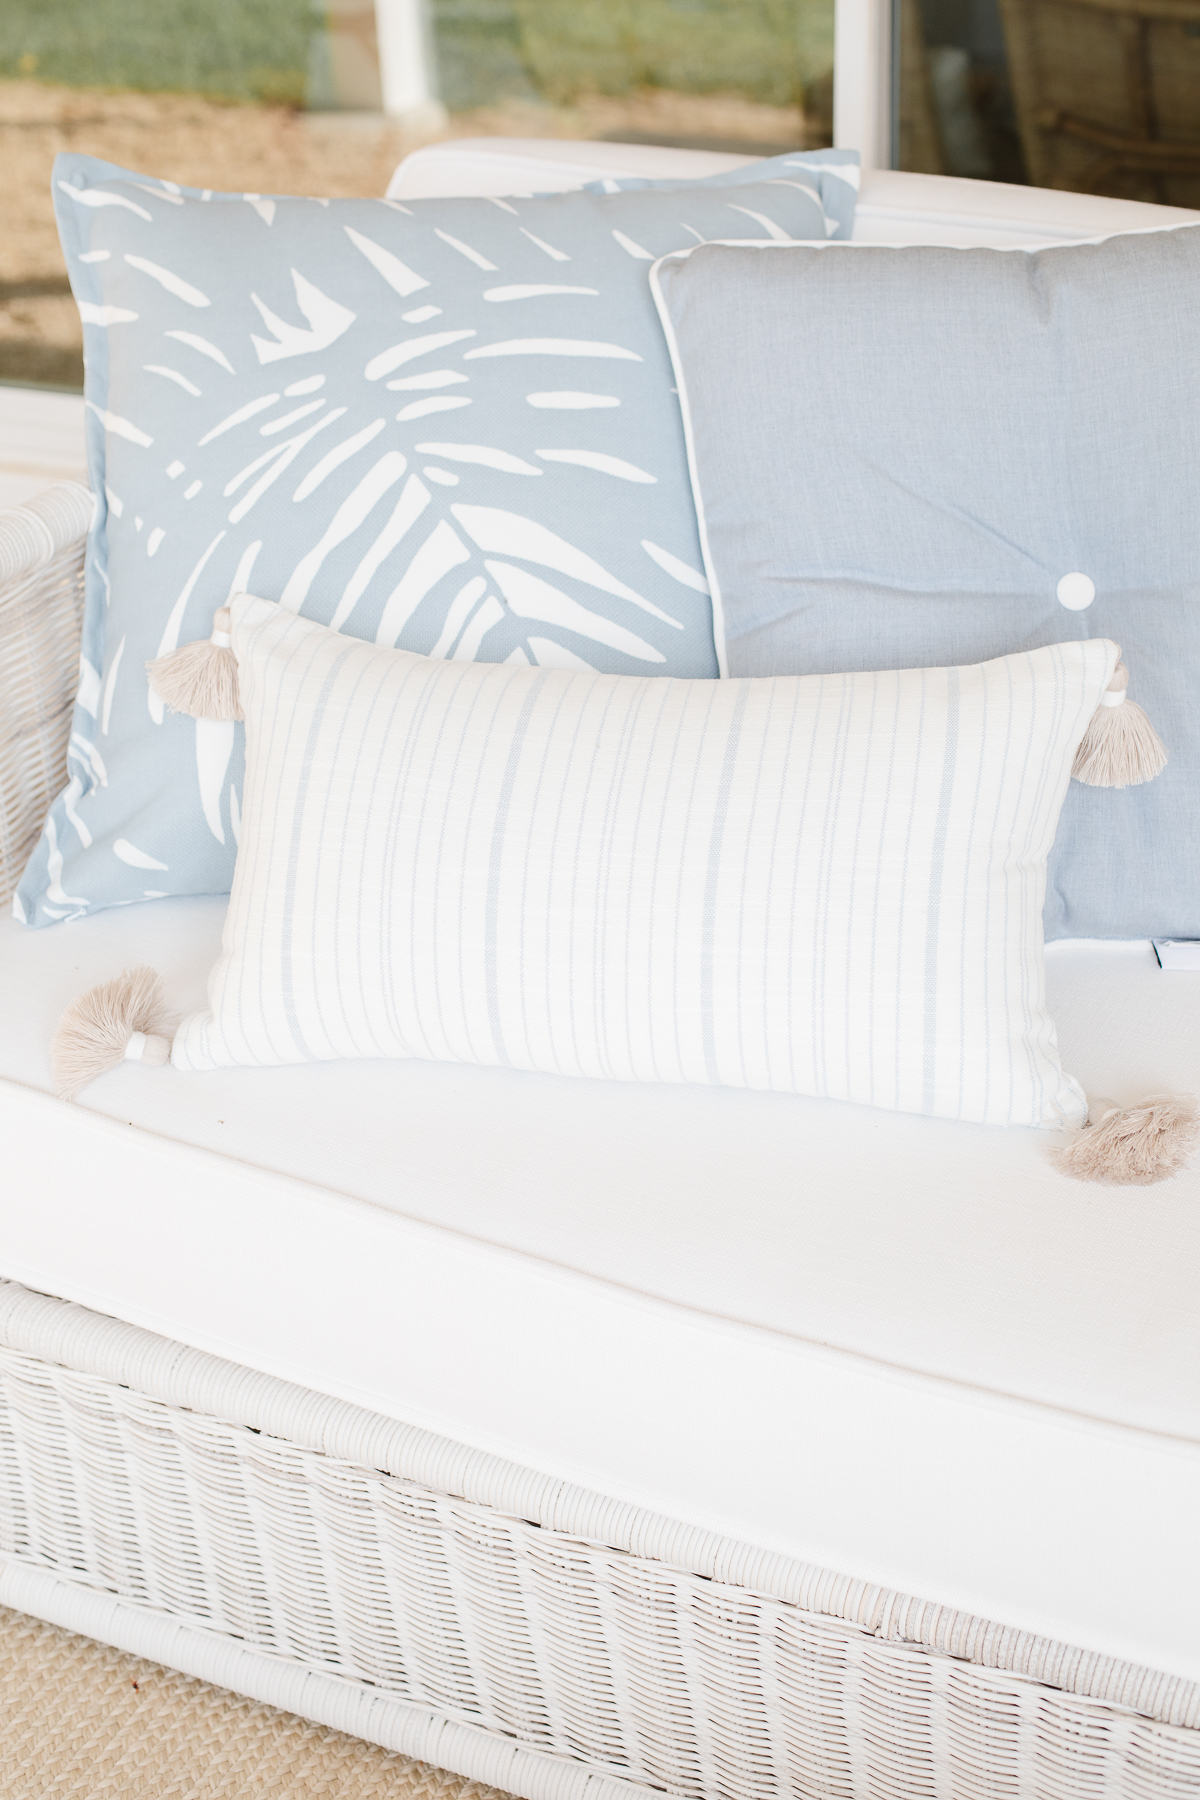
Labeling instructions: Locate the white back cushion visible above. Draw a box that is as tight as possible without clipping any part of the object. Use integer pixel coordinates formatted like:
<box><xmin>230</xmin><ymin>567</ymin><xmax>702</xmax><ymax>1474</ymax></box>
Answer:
<box><xmin>852</xmin><ymin>168</ymin><xmax>1200</xmax><ymax>247</ymax></box>
<box><xmin>389</xmin><ymin>139</ymin><xmax>1200</xmax><ymax>247</ymax></box>
<box><xmin>387</xmin><ymin>137</ymin><xmax>756</xmax><ymax>199</ymax></box>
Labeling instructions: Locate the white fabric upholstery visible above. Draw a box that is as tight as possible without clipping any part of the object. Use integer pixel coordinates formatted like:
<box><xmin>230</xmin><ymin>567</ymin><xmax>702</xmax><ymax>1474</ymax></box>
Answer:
<box><xmin>851</xmin><ymin>167</ymin><xmax>1200</xmax><ymax>246</ymax></box>
<box><xmin>388</xmin><ymin>141</ymin><xmax>1200</xmax><ymax>247</ymax></box>
<box><xmin>3</xmin><ymin>896</ymin><xmax>1200</xmax><ymax>1682</ymax></box>
<box><xmin>387</xmin><ymin>139</ymin><xmax>759</xmax><ymax>200</ymax></box>
<box><xmin>0</xmin><ymin>388</ymin><xmax>87</xmax><ymax>511</ymax></box>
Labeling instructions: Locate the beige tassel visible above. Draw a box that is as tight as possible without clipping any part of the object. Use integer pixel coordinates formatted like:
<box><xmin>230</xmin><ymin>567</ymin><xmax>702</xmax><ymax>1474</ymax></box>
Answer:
<box><xmin>52</xmin><ymin>966</ymin><xmax>174</xmax><ymax>1102</ymax></box>
<box><xmin>1051</xmin><ymin>1094</ymin><xmax>1199</xmax><ymax>1186</ymax></box>
<box><xmin>1072</xmin><ymin>658</ymin><xmax>1167</xmax><ymax>789</ymax></box>
<box><xmin>147</xmin><ymin>607</ymin><xmax>242</xmax><ymax>721</ymax></box>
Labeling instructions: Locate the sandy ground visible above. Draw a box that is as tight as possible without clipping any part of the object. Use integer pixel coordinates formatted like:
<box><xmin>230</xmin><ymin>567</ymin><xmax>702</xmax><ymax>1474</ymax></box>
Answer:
<box><xmin>0</xmin><ymin>80</ymin><xmax>813</xmax><ymax>388</ymax></box>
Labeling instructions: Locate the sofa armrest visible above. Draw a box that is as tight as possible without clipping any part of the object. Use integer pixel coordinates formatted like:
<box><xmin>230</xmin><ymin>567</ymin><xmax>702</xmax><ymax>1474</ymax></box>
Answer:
<box><xmin>0</xmin><ymin>481</ymin><xmax>95</xmax><ymax>909</ymax></box>
<box><xmin>387</xmin><ymin>137</ymin><xmax>758</xmax><ymax>200</ymax></box>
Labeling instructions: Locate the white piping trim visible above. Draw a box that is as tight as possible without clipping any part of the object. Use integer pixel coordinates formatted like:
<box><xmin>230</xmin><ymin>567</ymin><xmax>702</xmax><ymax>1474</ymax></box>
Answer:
<box><xmin>650</xmin><ymin>250</ymin><xmax>729</xmax><ymax>678</ymax></box>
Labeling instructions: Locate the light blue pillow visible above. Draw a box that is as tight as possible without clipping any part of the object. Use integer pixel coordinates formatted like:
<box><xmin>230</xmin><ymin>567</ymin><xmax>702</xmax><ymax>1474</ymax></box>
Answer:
<box><xmin>17</xmin><ymin>149</ymin><xmax>858</xmax><ymax>928</ymax></box>
<box><xmin>653</xmin><ymin>231</ymin><xmax>1200</xmax><ymax>941</ymax></box>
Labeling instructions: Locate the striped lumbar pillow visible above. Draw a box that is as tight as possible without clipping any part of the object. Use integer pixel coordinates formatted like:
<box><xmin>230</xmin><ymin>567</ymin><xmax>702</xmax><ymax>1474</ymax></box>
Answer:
<box><xmin>168</xmin><ymin>595</ymin><xmax>1121</xmax><ymax>1133</ymax></box>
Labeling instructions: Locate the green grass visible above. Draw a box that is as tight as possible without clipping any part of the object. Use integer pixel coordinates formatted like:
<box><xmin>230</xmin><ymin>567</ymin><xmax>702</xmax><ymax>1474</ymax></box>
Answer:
<box><xmin>511</xmin><ymin>0</ymin><xmax>833</xmax><ymax>108</ymax></box>
<box><xmin>0</xmin><ymin>0</ymin><xmax>318</xmax><ymax>104</ymax></box>
<box><xmin>0</xmin><ymin>0</ymin><xmax>834</xmax><ymax>111</ymax></box>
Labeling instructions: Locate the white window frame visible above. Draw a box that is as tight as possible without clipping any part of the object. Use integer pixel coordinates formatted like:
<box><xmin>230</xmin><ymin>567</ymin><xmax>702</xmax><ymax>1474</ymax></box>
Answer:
<box><xmin>373</xmin><ymin>0</ymin><xmax>445</xmax><ymax>126</ymax></box>
<box><xmin>833</xmin><ymin>0</ymin><xmax>893</xmax><ymax>170</ymax></box>
<box><xmin>374</xmin><ymin>0</ymin><xmax>890</xmax><ymax>161</ymax></box>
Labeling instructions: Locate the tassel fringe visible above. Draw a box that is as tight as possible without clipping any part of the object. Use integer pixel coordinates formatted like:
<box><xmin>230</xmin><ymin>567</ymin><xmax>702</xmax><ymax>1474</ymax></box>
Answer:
<box><xmin>52</xmin><ymin>966</ymin><xmax>174</xmax><ymax>1101</ymax></box>
<box><xmin>1051</xmin><ymin>1094</ymin><xmax>1199</xmax><ymax>1186</ymax></box>
<box><xmin>147</xmin><ymin>606</ymin><xmax>242</xmax><ymax>721</ymax></box>
<box><xmin>1072</xmin><ymin>660</ymin><xmax>1167</xmax><ymax>788</ymax></box>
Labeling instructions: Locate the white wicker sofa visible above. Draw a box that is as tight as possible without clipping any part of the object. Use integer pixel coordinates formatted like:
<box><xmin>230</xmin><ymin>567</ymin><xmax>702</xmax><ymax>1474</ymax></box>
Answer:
<box><xmin>1</xmin><ymin>144</ymin><xmax>1199</xmax><ymax>1799</ymax></box>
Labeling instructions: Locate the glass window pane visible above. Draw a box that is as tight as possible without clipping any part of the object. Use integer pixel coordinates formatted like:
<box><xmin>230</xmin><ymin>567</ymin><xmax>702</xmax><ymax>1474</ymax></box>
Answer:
<box><xmin>897</xmin><ymin>0</ymin><xmax>1200</xmax><ymax>201</ymax></box>
<box><xmin>432</xmin><ymin>0</ymin><xmax>834</xmax><ymax>149</ymax></box>
<box><xmin>0</xmin><ymin>0</ymin><xmax>317</xmax><ymax>104</ymax></box>
<box><xmin>2</xmin><ymin>0</ymin><xmax>834</xmax><ymax>390</ymax></box>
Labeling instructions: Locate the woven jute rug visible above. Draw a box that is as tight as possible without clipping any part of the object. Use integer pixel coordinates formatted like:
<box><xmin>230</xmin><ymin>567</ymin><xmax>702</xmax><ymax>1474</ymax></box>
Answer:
<box><xmin>0</xmin><ymin>1602</ymin><xmax>517</xmax><ymax>1799</ymax></box>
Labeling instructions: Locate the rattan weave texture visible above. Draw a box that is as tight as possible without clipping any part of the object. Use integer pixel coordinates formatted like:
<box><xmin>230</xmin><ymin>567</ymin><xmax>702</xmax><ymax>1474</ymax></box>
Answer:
<box><xmin>0</xmin><ymin>1280</ymin><xmax>1197</xmax><ymax>1800</ymax></box>
<box><xmin>0</xmin><ymin>1599</ymin><xmax>518</xmax><ymax>1799</ymax></box>
<box><xmin>0</xmin><ymin>483</ymin><xmax>92</xmax><ymax>906</ymax></box>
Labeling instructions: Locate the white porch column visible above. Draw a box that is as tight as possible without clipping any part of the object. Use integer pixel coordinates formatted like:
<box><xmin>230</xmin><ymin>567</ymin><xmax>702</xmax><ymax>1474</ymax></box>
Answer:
<box><xmin>374</xmin><ymin>0</ymin><xmax>447</xmax><ymax>128</ymax></box>
<box><xmin>834</xmin><ymin>0</ymin><xmax>892</xmax><ymax>170</ymax></box>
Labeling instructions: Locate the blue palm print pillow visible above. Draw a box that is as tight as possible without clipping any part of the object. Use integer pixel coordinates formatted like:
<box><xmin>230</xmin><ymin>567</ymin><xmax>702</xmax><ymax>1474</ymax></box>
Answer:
<box><xmin>16</xmin><ymin>148</ymin><xmax>858</xmax><ymax>927</ymax></box>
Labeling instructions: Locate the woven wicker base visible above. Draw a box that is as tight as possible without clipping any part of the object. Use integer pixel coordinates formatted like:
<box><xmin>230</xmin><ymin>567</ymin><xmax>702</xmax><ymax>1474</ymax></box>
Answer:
<box><xmin>0</xmin><ymin>1280</ymin><xmax>1197</xmax><ymax>1800</ymax></box>
<box><xmin>0</xmin><ymin>1601</ymin><xmax>516</xmax><ymax>1800</ymax></box>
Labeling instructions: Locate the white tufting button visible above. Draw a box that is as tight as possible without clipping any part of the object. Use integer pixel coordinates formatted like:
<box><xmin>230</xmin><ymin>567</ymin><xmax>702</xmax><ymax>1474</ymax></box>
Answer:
<box><xmin>1056</xmin><ymin>571</ymin><xmax>1096</xmax><ymax>611</ymax></box>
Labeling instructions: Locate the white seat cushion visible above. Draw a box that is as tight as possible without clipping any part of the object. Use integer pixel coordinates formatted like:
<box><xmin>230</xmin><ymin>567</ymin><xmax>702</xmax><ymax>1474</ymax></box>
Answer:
<box><xmin>3</xmin><ymin>900</ymin><xmax>1199</xmax><ymax>1682</ymax></box>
